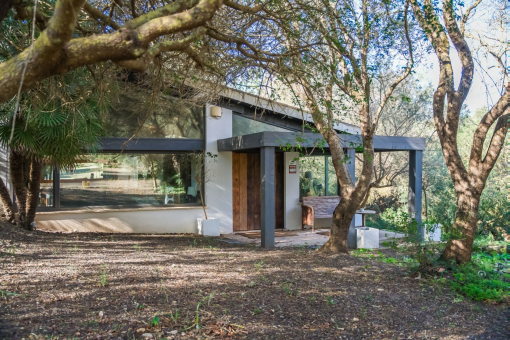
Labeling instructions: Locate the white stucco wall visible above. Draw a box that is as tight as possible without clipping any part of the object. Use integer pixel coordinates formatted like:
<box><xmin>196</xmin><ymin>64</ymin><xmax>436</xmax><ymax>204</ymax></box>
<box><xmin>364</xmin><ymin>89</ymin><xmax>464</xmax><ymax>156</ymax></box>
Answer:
<box><xmin>284</xmin><ymin>152</ymin><xmax>301</xmax><ymax>230</ymax></box>
<box><xmin>35</xmin><ymin>207</ymin><xmax>208</xmax><ymax>233</ymax></box>
<box><xmin>204</xmin><ymin>106</ymin><xmax>233</xmax><ymax>234</ymax></box>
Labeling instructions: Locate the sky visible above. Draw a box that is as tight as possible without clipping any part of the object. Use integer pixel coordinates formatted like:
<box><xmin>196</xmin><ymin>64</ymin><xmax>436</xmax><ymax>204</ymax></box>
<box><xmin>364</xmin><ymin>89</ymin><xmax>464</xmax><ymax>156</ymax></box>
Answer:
<box><xmin>416</xmin><ymin>50</ymin><xmax>506</xmax><ymax>115</ymax></box>
<box><xmin>415</xmin><ymin>2</ymin><xmax>508</xmax><ymax>115</ymax></box>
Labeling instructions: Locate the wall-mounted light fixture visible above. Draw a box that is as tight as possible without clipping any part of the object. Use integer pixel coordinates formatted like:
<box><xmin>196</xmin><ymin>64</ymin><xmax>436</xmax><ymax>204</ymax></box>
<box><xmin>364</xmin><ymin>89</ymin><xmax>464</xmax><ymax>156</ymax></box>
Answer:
<box><xmin>210</xmin><ymin>106</ymin><xmax>222</xmax><ymax>118</ymax></box>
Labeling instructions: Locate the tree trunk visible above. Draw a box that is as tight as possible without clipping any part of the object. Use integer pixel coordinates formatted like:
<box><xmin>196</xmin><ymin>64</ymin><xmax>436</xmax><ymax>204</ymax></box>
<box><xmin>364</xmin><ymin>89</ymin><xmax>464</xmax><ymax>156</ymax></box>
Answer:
<box><xmin>10</xmin><ymin>150</ymin><xmax>27</xmax><ymax>228</ymax></box>
<box><xmin>320</xmin><ymin>198</ymin><xmax>358</xmax><ymax>253</ymax></box>
<box><xmin>0</xmin><ymin>177</ymin><xmax>16</xmax><ymax>224</ymax></box>
<box><xmin>25</xmin><ymin>157</ymin><xmax>42</xmax><ymax>230</ymax></box>
<box><xmin>441</xmin><ymin>191</ymin><xmax>480</xmax><ymax>264</ymax></box>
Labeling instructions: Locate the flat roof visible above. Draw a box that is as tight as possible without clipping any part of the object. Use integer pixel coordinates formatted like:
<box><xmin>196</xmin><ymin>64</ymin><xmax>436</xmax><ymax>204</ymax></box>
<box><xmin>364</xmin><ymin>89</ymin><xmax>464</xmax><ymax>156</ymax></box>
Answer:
<box><xmin>219</xmin><ymin>88</ymin><xmax>360</xmax><ymax>135</ymax></box>
<box><xmin>217</xmin><ymin>132</ymin><xmax>426</xmax><ymax>152</ymax></box>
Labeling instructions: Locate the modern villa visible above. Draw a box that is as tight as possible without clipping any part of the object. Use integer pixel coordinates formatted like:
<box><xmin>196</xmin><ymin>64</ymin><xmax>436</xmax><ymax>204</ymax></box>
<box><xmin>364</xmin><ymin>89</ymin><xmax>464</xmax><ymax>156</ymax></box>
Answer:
<box><xmin>0</xmin><ymin>85</ymin><xmax>425</xmax><ymax>248</ymax></box>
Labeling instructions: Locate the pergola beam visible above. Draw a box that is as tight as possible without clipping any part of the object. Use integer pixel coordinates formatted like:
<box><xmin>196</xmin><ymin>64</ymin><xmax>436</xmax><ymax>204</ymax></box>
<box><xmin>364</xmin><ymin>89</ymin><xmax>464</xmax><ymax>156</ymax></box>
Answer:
<box><xmin>218</xmin><ymin>132</ymin><xmax>426</xmax><ymax>152</ymax></box>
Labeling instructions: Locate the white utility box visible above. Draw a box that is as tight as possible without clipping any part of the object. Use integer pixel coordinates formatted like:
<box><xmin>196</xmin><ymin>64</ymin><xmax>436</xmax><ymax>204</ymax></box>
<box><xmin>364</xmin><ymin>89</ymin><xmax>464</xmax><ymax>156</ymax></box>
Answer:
<box><xmin>197</xmin><ymin>218</ymin><xmax>220</xmax><ymax>237</ymax></box>
<box><xmin>426</xmin><ymin>224</ymin><xmax>442</xmax><ymax>242</ymax></box>
<box><xmin>356</xmin><ymin>227</ymin><xmax>380</xmax><ymax>249</ymax></box>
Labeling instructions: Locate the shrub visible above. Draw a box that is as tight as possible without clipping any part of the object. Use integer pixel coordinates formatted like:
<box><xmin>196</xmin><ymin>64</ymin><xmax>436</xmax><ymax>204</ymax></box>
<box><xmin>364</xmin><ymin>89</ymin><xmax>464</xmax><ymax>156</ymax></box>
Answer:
<box><xmin>448</xmin><ymin>252</ymin><xmax>509</xmax><ymax>302</ymax></box>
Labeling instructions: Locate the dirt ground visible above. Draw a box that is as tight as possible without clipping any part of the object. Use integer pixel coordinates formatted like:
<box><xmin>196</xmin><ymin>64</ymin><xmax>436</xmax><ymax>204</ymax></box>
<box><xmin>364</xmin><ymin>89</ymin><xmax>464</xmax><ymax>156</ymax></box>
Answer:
<box><xmin>0</xmin><ymin>224</ymin><xmax>508</xmax><ymax>340</ymax></box>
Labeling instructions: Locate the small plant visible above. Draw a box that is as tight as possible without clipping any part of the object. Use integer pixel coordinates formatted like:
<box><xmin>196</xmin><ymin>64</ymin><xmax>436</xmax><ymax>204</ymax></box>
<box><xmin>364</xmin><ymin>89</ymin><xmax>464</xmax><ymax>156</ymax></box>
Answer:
<box><xmin>0</xmin><ymin>290</ymin><xmax>20</xmax><ymax>300</ymax></box>
<box><xmin>150</xmin><ymin>316</ymin><xmax>160</xmax><ymax>327</ymax></box>
<box><xmin>133</xmin><ymin>244</ymin><xmax>142</xmax><ymax>253</ymax></box>
<box><xmin>254</xmin><ymin>260</ymin><xmax>264</xmax><ymax>271</ymax></box>
<box><xmin>7</xmin><ymin>244</ymin><xmax>19</xmax><ymax>255</ymax></box>
<box><xmin>360</xmin><ymin>306</ymin><xmax>367</xmax><ymax>319</ymax></box>
<box><xmin>99</xmin><ymin>266</ymin><xmax>108</xmax><ymax>287</ymax></box>
<box><xmin>169</xmin><ymin>309</ymin><xmax>180</xmax><ymax>324</ymax></box>
<box><xmin>282</xmin><ymin>282</ymin><xmax>297</xmax><ymax>296</ymax></box>
<box><xmin>325</xmin><ymin>296</ymin><xmax>335</xmax><ymax>305</ymax></box>
<box><xmin>252</xmin><ymin>307</ymin><xmax>262</xmax><ymax>315</ymax></box>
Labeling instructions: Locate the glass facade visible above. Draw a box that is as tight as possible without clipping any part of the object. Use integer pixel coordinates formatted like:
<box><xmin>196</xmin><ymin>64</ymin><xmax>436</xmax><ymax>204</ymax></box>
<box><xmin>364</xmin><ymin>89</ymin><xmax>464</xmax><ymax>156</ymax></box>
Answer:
<box><xmin>232</xmin><ymin>114</ymin><xmax>290</xmax><ymax>136</ymax></box>
<box><xmin>35</xmin><ymin>87</ymin><xmax>207</xmax><ymax>210</ymax></box>
<box><xmin>39</xmin><ymin>165</ymin><xmax>54</xmax><ymax>207</ymax></box>
<box><xmin>299</xmin><ymin>156</ymin><xmax>339</xmax><ymax>198</ymax></box>
<box><xmin>59</xmin><ymin>153</ymin><xmax>201</xmax><ymax>208</ymax></box>
<box><xmin>102</xmin><ymin>84</ymin><xmax>204</xmax><ymax>139</ymax></box>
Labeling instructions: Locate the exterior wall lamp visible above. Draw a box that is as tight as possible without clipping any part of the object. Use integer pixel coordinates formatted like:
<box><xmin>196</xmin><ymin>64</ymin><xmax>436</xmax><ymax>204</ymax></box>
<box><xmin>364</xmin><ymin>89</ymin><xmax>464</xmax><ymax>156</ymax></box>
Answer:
<box><xmin>210</xmin><ymin>106</ymin><xmax>222</xmax><ymax>118</ymax></box>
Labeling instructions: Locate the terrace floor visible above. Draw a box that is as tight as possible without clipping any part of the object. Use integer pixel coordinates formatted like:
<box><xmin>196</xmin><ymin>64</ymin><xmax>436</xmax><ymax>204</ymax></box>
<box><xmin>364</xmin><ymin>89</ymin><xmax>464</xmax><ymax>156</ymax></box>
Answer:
<box><xmin>223</xmin><ymin>229</ymin><xmax>406</xmax><ymax>248</ymax></box>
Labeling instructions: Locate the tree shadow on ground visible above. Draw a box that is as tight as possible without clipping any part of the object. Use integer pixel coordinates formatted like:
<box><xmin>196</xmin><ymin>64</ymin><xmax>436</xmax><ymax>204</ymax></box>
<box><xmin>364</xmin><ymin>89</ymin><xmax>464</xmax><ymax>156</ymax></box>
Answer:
<box><xmin>0</xmin><ymin>225</ymin><xmax>507</xmax><ymax>339</ymax></box>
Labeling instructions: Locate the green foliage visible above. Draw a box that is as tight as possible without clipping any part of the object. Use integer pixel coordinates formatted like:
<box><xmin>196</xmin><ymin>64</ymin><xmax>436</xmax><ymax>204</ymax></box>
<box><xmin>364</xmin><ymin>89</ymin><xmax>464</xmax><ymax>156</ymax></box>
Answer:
<box><xmin>99</xmin><ymin>266</ymin><xmax>108</xmax><ymax>287</ymax></box>
<box><xmin>150</xmin><ymin>316</ymin><xmax>160</xmax><ymax>327</ymax></box>
<box><xmin>0</xmin><ymin>69</ymin><xmax>104</xmax><ymax>169</ymax></box>
<box><xmin>448</xmin><ymin>252</ymin><xmax>509</xmax><ymax>302</ymax></box>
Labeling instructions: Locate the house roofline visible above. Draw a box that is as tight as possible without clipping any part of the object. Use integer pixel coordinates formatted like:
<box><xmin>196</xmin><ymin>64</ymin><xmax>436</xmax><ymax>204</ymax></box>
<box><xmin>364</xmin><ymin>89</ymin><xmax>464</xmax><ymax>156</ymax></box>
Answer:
<box><xmin>217</xmin><ymin>87</ymin><xmax>360</xmax><ymax>135</ymax></box>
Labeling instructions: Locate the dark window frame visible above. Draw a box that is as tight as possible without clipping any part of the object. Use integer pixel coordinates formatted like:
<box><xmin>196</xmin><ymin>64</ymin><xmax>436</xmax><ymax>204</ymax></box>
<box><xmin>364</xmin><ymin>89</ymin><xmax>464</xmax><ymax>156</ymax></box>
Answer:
<box><xmin>39</xmin><ymin>145</ymin><xmax>206</xmax><ymax>212</ymax></box>
<box><xmin>38</xmin><ymin>105</ymin><xmax>207</xmax><ymax>211</ymax></box>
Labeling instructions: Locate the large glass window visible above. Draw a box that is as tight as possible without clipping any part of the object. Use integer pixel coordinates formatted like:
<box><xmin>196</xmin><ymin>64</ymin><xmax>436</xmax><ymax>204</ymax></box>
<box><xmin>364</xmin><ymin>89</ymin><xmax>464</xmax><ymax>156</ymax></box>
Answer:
<box><xmin>232</xmin><ymin>114</ymin><xmax>291</xmax><ymax>136</ymax></box>
<box><xmin>102</xmin><ymin>83</ymin><xmax>204</xmax><ymax>139</ymax></box>
<box><xmin>59</xmin><ymin>153</ymin><xmax>201</xmax><ymax>208</ymax></box>
<box><xmin>299</xmin><ymin>156</ymin><xmax>339</xmax><ymax>198</ymax></box>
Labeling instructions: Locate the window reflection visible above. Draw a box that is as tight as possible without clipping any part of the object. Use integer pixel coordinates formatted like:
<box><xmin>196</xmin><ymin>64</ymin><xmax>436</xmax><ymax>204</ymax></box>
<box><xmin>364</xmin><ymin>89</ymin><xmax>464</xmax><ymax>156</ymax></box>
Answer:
<box><xmin>232</xmin><ymin>114</ymin><xmax>291</xmax><ymax>136</ymax></box>
<box><xmin>60</xmin><ymin>153</ymin><xmax>201</xmax><ymax>208</ymax></box>
<box><xmin>103</xmin><ymin>83</ymin><xmax>204</xmax><ymax>139</ymax></box>
<box><xmin>299</xmin><ymin>156</ymin><xmax>339</xmax><ymax>198</ymax></box>
<box><xmin>39</xmin><ymin>165</ymin><xmax>53</xmax><ymax>207</ymax></box>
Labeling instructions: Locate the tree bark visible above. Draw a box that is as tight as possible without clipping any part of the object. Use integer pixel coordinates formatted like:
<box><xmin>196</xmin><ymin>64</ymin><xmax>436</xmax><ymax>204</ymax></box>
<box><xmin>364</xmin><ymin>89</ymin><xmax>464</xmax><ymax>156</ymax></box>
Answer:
<box><xmin>321</xmin><ymin>198</ymin><xmax>358</xmax><ymax>253</ymax></box>
<box><xmin>411</xmin><ymin>0</ymin><xmax>509</xmax><ymax>263</ymax></box>
<box><xmin>25</xmin><ymin>157</ymin><xmax>42</xmax><ymax>230</ymax></box>
<box><xmin>441</xmin><ymin>191</ymin><xmax>480</xmax><ymax>263</ymax></box>
<box><xmin>0</xmin><ymin>177</ymin><xmax>16</xmax><ymax>224</ymax></box>
<box><xmin>0</xmin><ymin>0</ymin><xmax>224</xmax><ymax>104</ymax></box>
<box><xmin>10</xmin><ymin>150</ymin><xmax>27</xmax><ymax>228</ymax></box>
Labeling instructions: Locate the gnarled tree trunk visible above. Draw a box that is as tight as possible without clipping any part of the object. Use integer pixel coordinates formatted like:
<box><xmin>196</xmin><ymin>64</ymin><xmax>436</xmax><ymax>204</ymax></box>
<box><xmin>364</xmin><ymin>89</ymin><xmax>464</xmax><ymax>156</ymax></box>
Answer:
<box><xmin>441</xmin><ymin>190</ymin><xmax>481</xmax><ymax>263</ymax></box>
<box><xmin>322</xmin><ymin>198</ymin><xmax>359</xmax><ymax>253</ymax></box>
<box><xmin>411</xmin><ymin>0</ymin><xmax>509</xmax><ymax>263</ymax></box>
<box><xmin>0</xmin><ymin>177</ymin><xmax>15</xmax><ymax>223</ymax></box>
<box><xmin>10</xmin><ymin>150</ymin><xmax>27</xmax><ymax>228</ymax></box>
<box><xmin>25</xmin><ymin>156</ymin><xmax>42</xmax><ymax>230</ymax></box>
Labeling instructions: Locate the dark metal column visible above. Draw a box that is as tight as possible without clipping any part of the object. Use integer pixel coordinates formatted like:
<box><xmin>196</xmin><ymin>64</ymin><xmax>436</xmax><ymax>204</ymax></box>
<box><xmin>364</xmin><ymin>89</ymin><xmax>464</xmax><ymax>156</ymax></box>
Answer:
<box><xmin>408</xmin><ymin>150</ymin><xmax>423</xmax><ymax>240</ymax></box>
<box><xmin>260</xmin><ymin>147</ymin><xmax>275</xmax><ymax>248</ymax></box>
<box><xmin>53</xmin><ymin>165</ymin><xmax>60</xmax><ymax>209</ymax></box>
<box><xmin>325</xmin><ymin>156</ymin><xmax>329</xmax><ymax>196</ymax></box>
<box><xmin>347</xmin><ymin>148</ymin><xmax>357</xmax><ymax>248</ymax></box>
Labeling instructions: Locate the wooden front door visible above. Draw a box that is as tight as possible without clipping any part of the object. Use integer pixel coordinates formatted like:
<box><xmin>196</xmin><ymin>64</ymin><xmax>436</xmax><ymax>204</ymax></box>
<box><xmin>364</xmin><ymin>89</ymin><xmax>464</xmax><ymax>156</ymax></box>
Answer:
<box><xmin>232</xmin><ymin>152</ymin><xmax>284</xmax><ymax>231</ymax></box>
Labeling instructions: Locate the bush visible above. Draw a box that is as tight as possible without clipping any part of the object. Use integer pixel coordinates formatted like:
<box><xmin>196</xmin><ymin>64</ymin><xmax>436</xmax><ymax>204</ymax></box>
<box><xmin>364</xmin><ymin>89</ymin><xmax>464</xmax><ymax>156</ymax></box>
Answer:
<box><xmin>448</xmin><ymin>252</ymin><xmax>509</xmax><ymax>302</ymax></box>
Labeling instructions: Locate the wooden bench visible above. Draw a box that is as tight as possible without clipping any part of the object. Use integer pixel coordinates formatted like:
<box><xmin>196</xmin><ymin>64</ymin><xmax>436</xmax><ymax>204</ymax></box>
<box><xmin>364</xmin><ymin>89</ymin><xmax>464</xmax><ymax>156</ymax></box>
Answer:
<box><xmin>301</xmin><ymin>196</ymin><xmax>340</xmax><ymax>232</ymax></box>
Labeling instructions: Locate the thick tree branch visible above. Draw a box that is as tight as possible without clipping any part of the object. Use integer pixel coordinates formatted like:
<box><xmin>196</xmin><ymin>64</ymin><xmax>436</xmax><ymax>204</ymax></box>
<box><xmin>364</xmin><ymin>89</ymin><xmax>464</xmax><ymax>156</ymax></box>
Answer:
<box><xmin>443</xmin><ymin>0</ymin><xmax>474</xmax><ymax>102</ymax></box>
<box><xmin>0</xmin><ymin>0</ymin><xmax>223</xmax><ymax>103</ymax></box>
<box><xmin>469</xmin><ymin>86</ymin><xmax>509</xmax><ymax>166</ymax></box>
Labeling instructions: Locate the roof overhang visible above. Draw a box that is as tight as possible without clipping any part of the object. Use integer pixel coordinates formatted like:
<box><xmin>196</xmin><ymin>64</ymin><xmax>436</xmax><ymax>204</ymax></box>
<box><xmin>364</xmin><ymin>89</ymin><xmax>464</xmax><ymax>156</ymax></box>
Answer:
<box><xmin>217</xmin><ymin>132</ymin><xmax>426</xmax><ymax>152</ymax></box>
<box><xmin>219</xmin><ymin>88</ymin><xmax>360</xmax><ymax>135</ymax></box>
